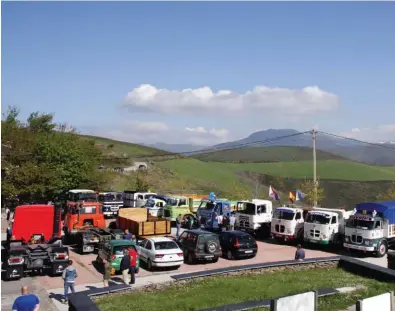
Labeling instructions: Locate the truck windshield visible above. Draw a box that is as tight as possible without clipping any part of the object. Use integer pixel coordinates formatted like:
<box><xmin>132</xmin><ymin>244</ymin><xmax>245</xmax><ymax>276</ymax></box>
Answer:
<box><xmin>199</xmin><ymin>201</ymin><xmax>215</xmax><ymax>210</ymax></box>
<box><xmin>306</xmin><ymin>214</ymin><xmax>331</xmax><ymax>225</ymax></box>
<box><xmin>273</xmin><ymin>210</ymin><xmax>295</xmax><ymax>221</ymax></box>
<box><xmin>99</xmin><ymin>194</ymin><xmax>123</xmax><ymax>202</ymax></box>
<box><xmin>77</xmin><ymin>193</ymin><xmax>97</xmax><ymax>201</ymax></box>
<box><xmin>244</xmin><ymin>203</ymin><xmax>256</xmax><ymax>215</ymax></box>
<box><xmin>347</xmin><ymin>219</ymin><xmax>374</xmax><ymax>230</ymax></box>
<box><xmin>145</xmin><ymin>200</ymin><xmax>155</xmax><ymax>208</ymax></box>
<box><xmin>79</xmin><ymin>206</ymin><xmax>97</xmax><ymax>214</ymax></box>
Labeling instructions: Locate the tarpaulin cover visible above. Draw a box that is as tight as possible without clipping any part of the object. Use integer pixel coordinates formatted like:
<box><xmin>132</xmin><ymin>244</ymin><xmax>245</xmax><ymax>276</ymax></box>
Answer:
<box><xmin>355</xmin><ymin>201</ymin><xmax>395</xmax><ymax>224</ymax></box>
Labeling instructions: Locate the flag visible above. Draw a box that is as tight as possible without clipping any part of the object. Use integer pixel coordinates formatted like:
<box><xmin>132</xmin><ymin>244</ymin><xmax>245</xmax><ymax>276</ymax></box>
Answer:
<box><xmin>289</xmin><ymin>191</ymin><xmax>296</xmax><ymax>203</ymax></box>
<box><xmin>269</xmin><ymin>186</ymin><xmax>280</xmax><ymax>201</ymax></box>
<box><xmin>296</xmin><ymin>190</ymin><xmax>305</xmax><ymax>201</ymax></box>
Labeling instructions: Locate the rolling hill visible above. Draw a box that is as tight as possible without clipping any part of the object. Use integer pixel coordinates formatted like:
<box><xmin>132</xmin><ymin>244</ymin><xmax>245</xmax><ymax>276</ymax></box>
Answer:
<box><xmin>195</xmin><ymin>146</ymin><xmax>346</xmax><ymax>163</ymax></box>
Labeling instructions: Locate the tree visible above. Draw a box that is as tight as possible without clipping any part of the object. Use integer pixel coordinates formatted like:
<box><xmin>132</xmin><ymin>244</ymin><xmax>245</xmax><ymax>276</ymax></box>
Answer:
<box><xmin>297</xmin><ymin>180</ymin><xmax>325</xmax><ymax>206</ymax></box>
<box><xmin>230</xmin><ymin>181</ymin><xmax>250</xmax><ymax>200</ymax></box>
<box><xmin>1</xmin><ymin>106</ymin><xmax>103</xmax><ymax>204</ymax></box>
<box><xmin>376</xmin><ymin>182</ymin><xmax>395</xmax><ymax>201</ymax></box>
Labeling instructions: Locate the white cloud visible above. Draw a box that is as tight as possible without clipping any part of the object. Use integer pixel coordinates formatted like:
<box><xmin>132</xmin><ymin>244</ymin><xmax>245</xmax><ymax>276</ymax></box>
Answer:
<box><xmin>185</xmin><ymin>126</ymin><xmax>207</xmax><ymax>133</ymax></box>
<box><xmin>339</xmin><ymin>124</ymin><xmax>395</xmax><ymax>142</ymax></box>
<box><xmin>123</xmin><ymin>84</ymin><xmax>339</xmax><ymax>116</ymax></box>
<box><xmin>127</xmin><ymin>121</ymin><xmax>169</xmax><ymax>132</ymax></box>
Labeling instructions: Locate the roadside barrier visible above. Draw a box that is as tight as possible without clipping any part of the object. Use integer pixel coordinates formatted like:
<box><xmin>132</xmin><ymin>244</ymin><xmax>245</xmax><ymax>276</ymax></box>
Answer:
<box><xmin>67</xmin><ymin>256</ymin><xmax>395</xmax><ymax>311</ymax></box>
<box><xmin>388</xmin><ymin>250</ymin><xmax>395</xmax><ymax>270</ymax></box>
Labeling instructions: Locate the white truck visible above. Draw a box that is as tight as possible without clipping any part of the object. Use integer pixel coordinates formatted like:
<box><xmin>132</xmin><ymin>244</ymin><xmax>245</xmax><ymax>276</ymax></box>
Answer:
<box><xmin>145</xmin><ymin>196</ymin><xmax>167</xmax><ymax>217</ymax></box>
<box><xmin>235</xmin><ymin>199</ymin><xmax>273</xmax><ymax>237</ymax></box>
<box><xmin>98</xmin><ymin>192</ymin><xmax>123</xmax><ymax>218</ymax></box>
<box><xmin>344</xmin><ymin>201</ymin><xmax>395</xmax><ymax>257</ymax></box>
<box><xmin>123</xmin><ymin>190</ymin><xmax>157</xmax><ymax>208</ymax></box>
<box><xmin>271</xmin><ymin>206</ymin><xmax>308</xmax><ymax>242</ymax></box>
<box><xmin>304</xmin><ymin>207</ymin><xmax>354</xmax><ymax>246</ymax></box>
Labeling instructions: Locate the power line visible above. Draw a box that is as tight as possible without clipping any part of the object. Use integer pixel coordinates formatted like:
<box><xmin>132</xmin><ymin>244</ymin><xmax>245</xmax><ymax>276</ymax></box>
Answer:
<box><xmin>317</xmin><ymin>131</ymin><xmax>395</xmax><ymax>151</ymax></box>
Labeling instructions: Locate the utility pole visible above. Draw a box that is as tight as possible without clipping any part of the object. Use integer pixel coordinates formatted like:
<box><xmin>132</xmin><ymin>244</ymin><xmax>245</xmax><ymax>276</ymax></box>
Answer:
<box><xmin>312</xmin><ymin>129</ymin><xmax>318</xmax><ymax>206</ymax></box>
<box><xmin>255</xmin><ymin>176</ymin><xmax>259</xmax><ymax>199</ymax></box>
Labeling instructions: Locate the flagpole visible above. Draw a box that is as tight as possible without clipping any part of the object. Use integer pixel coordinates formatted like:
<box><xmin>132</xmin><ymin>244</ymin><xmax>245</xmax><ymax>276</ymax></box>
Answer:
<box><xmin>312</xmin><ymin>129</ymin><xmax>318</xmax><ymax>206</ymax></box>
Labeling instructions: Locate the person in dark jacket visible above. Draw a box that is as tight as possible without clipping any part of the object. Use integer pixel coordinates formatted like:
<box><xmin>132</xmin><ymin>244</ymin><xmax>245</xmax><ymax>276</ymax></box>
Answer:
<box><xmin>295</xmin><ymin>244</ymin><xmax>306</xmax><ymax>261</ymax></box>
<box><xmin>123</xmin><ymin>229</ymin><xmax>132</xmax><ymax>240</ymax></box>
<box><xmin>120</xmin><ymin>249</ymin><xmax>131</xmax><ymax>284</ymax></box>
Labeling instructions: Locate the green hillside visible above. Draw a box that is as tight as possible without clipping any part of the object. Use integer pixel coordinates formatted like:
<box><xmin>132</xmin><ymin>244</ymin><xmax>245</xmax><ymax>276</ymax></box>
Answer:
<box><xmin>196</xmin><ymin>146</ymin><xmax>345</xmax><ymax>163</ymax></box>
<box><xmin>158</xmin><ymin>159</ymin><xmax>395</xmax><ymax>182</ymax></box>
<box><xmin>81</xmin><ymin>135</ymin><xmax>171</xmax><ymax>157</ymax></box>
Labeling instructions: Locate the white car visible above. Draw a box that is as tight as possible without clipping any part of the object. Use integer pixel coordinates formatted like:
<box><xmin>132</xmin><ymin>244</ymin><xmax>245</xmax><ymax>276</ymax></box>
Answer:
<box><xmin>137</xmin><ymin>237</ymin><xmax>184</xmax><ymax>270</ymax></box>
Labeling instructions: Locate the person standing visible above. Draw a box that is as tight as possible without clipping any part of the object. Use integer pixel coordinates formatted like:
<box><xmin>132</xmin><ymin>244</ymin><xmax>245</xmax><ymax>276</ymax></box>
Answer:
<box><xmin>12</xmin><ymin>286</ymin><xmax>40</xmax><ymax>311</ymax></box>
<box><xmin>217</xmin><ymin>214</ymin><xmax>223</xmax><ymax>232</ymax></box>
<box><xmin>102</xmin><ymin>259</ymin><xmax>111</xmax><ymax>287</ymax></box>
<box><xmin>176</xmin><ymin>214</ymin><xmax>182</xmax><ymax>238</ymax></box>
<box><xmin>295</xmin><ymin>244</ymin><xmax>306</xmax><ymax>261</ymax></box>
<box><xmin>5</xmin><ymin>206</ymin><xmax>11</xmax><ymax>221</ymax></box>
<box><xmin>128</xmin><ymin>246</ymin><xmax>138</xmax><ymax>285</ymax></box>
<box><xmin>62</xmin><ymin>260</ymin><xmax>78</xmax><ymax>304</ymax></box>
<box><xmin>120</xmin><ymin>249</ymin><xmax>131</xmax><ymax>284</ymax></box>
<box><xmin>229</xmin><ymin>213</ymin><xmax>236</xmax><ymax>231</ymax></box>
<box><xmin>123</xmin><ymin>229</ymin><xmax>132</xmax><ymax>240</ymax></box>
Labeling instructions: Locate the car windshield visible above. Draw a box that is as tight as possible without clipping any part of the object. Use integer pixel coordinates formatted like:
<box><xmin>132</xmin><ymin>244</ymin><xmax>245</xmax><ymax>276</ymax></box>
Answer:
<box><xmin>306</xmin><ymin>213</ymin><xmax>331</xmax><ymax>225</ymax></box>
<box><xmin>347</xmin><ymin>219</ymin><xmax>374</xmax><ymax>230</ymax></box>
<box><xmin>244</xmin><ymin>203</ymin><xmax>256</xmax><ymax>215</ymax></box>
<box><xmin>199</xmin><ymin>201</ymin><xmax>215</xmax><ymax>210</ymax></box>
<box><xmin>145</xmin><ymin>200</ymin><xmax>155</xmax><ymax>208</ymax></box>
<box><xmin>198</xmin><ymin>234</ymin><xmax>219</xmax><ymax>243</ymax></box>
<box><xmin>113</xmin><ymin>245</ymin><xmax>133</xmax><ymax>255</ymax></box>
<box><xmin>99</xmin><ymin>193</ymin><xmax>123</xmax><ymax>202</ymax></box>
<box><xmin>273</xmin><ymin>210</ymin><xmax>295</xmax><ymax>221</ymax></box>
<box><xmin>154</xmin><ymin>241</ymin><xmax>179</xmax><ymax>250</ymax></box>
<box><xmin>77</xmin><ymin>193</ymin><xmax>97</xmax><ymax>201</ymax></box>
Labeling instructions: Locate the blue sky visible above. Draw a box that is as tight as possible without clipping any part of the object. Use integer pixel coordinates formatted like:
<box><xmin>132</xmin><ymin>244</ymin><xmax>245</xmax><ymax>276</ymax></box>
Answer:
<box><xmin>2</xmin><ymin>2</ymin><xmax>395</xmax><ymax>145</ymax></box>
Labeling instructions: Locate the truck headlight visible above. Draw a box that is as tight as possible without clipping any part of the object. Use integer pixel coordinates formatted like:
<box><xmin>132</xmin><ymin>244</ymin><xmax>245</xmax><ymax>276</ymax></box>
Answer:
<box><xmin>364</xmin><ymin>240</ymin><xmax>370</xmax><ymax>246</ymax></box>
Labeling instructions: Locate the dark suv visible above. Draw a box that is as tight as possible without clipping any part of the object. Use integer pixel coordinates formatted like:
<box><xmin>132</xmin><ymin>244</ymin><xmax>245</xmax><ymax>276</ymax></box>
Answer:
<box><xmin>175</xmin><ymin>230</ymin><xmax>222</xmax><ymax>264</ymax></box>
<box><xmin>218</xmin><ymin>230</ymin><xmax>258</xmax><ymax>260</ymax></box>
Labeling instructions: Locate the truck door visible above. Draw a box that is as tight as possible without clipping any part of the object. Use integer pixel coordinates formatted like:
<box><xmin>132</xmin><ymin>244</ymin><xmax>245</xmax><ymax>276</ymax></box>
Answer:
<box><xmin>330</xmin><ymin>215</ymin><xmax>339</xmax><ymax>240</ymax></box>
<box><xmin>373</xmin><ymin>220</ymin><xmax>383</xmax><ymax>240</ymax></box>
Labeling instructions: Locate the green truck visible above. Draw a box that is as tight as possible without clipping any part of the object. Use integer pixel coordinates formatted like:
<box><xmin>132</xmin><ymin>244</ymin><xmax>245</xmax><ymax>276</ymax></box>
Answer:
<box><xmin>95</xmin><ymin>240</ymin><xmax>140</xmax><ymax>274</ymax></box>
<box><xmin>163</xmin><ymin>196</ymin><xmax>200</xmax><ymax>221</ymax></box>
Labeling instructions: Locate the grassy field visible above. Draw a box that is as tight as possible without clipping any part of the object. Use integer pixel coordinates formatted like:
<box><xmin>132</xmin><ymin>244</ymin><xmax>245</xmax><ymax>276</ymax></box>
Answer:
<box><xmin>196</xmin><ymin>146</ymin><xmax>346</xmax><ymax>163</ymax></box>
<box><xmin>159</xmin><ymin>159</ymin><xmax>395</xmax><ymax>182</ymax></box>
<box><xmin>96</xmin><ymin>267</ymin><xmax>395</xmax><ymax>311</ymax></box>
<box><xmin>82</xmin><ymin>135</ymin><xmax>171</xmax><ymax>157</ymax></box>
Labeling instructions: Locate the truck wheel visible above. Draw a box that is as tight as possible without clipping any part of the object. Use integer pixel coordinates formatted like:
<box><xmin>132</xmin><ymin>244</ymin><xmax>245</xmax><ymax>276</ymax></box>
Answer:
<box><xmin>376</xmin><ymin>241</ymin><xmax>388</xmax><ymax>258</ymax></box>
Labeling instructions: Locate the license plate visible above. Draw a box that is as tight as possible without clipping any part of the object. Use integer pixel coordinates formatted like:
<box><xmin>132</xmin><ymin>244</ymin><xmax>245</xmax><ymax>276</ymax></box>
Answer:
<box><xmin>245</xmin><ymin>250</ymin><xmax>253</xmax><ymax>253</ymax></box>
<box><xmin>205</xmin><ymin>255</ymin><xmax>214</xmax><ymax>258</ymax></box>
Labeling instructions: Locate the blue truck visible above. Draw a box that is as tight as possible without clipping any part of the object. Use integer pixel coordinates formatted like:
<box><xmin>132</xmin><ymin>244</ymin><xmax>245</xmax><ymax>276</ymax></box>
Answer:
<box><xmin>196</xmin><ymin>193</ymin><xmax>231</xmax><ymax>230</ymax></box>
<box><xmin>343</xmin><ymin>201</ymin><xmax>395</xmax><ymax>257</ymax></box>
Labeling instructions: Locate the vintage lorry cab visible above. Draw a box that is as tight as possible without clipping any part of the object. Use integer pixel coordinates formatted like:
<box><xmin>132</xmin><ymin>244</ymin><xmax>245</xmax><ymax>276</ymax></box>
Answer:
<box><xmin>196</xmin><ymin>192</ymin><xmax>231</xmax><ymax>230</ymax></box>
<box><xmin>163</xmin><ymin>196</ymin><xmax>195</xmax><ymax>221</ymax></box>
<box><xmin>304</xmin><ymin>207</ymin><xmax>354</xmax><ymax>245</ymax></box>
<box><xmin>235</xmin><ymin>199</ymin><xmax>273</xmax><ymax>237</ymax></box>
<box><xmin>99</xmin><ymin>192</ymin><xmax>123</xmax><ymax>217</ymax></box>
<box><xmin>66</xmin><ymin>189</ymin><xmax>98</xmax><ymax>208</ymax></box>
<box><xmin>271</xmin><ymin>205</ymin><xmax>311</xmax><ymax>242</ymax></box>
<box><xmin>145</xmin><ymin>195</ymin><xmax>168</xmax><ymax>217</ymax></box>
<box><xmin>344</xmin><ymin>201</ymin><xmax>395</xmax><ymax>257</ymax></box>
<box><xmin>2</xmin><ymin>204</ymin><xmax>69</xmax><ymax>280</ymax></box>
<box><xmin>123</xmin><ymin>190</ymin><xmax>157</xmax><ymax>208</ymax></box>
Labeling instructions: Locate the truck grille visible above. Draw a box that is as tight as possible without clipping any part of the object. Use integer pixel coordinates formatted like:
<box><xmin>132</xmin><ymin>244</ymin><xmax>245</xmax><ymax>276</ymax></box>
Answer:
<box><xmin>238</xmin><ymin>216</ymin><xmax>250</xmax><ymax>228</ymax></box>
<box><xmin>351</xmin><ymin>235</ymin><xmax>363</xmax><ymax>244</ymax></box>
<box><xmin>275</xmin><ymin>225</ymin><xmax>285</xmax><ymax>233</ymax></box>
<box><xmin>310</xmin><ymin>230</ymin><xmax>320</xmax><ymax>238</ymax></box>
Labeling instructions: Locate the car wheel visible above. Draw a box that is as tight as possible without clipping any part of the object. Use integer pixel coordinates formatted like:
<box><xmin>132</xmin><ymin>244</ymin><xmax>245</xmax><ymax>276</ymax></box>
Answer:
<box><xmin>147</xmin><ymin>259</ymin><xmax>153</xmax><ymax>271</ymax></box>
<box><xmin>187</xmin><ymin>253</ymin><xmax>194</xmax><ymax>265</ymax></box>
<box><xmin>227</xmin><ymin>250</ymin><xmax>234</xmax><ymax>260</ymax></box>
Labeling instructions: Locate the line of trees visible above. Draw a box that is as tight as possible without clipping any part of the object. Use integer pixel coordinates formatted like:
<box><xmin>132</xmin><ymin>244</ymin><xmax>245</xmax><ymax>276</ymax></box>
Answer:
<box><xmin>1</xmin><ymin>106</ymin><xmax>104</xmax><ymax>206</ymax></box>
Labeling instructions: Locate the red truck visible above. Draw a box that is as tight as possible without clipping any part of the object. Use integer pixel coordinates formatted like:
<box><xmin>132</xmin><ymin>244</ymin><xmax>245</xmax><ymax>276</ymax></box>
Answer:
<box><xmin>2</xmin><ymin>204</ymin><xmax>69</xmax><ymax>281</ymax></box>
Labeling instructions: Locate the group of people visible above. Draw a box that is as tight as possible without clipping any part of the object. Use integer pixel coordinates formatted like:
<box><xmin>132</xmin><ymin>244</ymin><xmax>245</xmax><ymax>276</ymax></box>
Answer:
<box><xmin>215</xmin><ymin>212</ymin><xmax>236</xmax><ymax>232</ymax></box>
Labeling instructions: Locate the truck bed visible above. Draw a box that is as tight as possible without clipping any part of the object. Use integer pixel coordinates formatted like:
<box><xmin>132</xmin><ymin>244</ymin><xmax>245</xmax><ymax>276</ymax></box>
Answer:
<box><xmin>118</xmin><ymin>208</ymin><xmax>171</xmax><ymax>237</ymax></box>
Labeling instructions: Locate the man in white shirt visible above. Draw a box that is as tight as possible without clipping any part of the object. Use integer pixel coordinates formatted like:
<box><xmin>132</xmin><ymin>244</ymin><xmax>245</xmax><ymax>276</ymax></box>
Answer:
<box><xmin>217</xmin><ymin>214</ymin><xmax>223</xmax><ymax>232</ymax></box>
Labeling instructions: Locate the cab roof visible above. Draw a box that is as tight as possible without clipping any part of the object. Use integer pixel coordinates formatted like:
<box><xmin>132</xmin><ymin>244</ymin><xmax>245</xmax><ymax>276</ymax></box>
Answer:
<box><xmin>69</xmin><ymin>189</ymin><xmax>95</xmax><ymax>193</ymax></box>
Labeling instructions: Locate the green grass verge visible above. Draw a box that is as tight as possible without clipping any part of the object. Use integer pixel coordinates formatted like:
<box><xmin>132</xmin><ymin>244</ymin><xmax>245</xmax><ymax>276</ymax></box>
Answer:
<box><xmin>159</xmin><ymin>159</ymin><xmax>395</xmax><ymax>182</ymax></box>
<box><xmin>196</xmin><ymin>146</ymin><xmax>346</xmax><ymax>163</ymax></box>
<box><xmin>96</xmin><ymin>267</ymin><xmax>395</xmax><ymax>311</ymax></box>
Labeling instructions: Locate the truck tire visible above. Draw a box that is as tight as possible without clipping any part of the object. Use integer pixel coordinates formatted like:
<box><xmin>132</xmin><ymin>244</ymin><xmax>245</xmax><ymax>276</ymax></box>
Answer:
<box><xmin>376</xmin><ymin>240</ymin><xmax>388</xmax><ymax>258</ymax></box>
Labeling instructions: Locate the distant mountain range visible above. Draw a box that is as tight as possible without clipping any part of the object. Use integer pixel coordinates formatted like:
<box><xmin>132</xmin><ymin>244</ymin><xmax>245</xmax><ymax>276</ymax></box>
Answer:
<box><xmin>150</xmin><ymin>129</ymin><xmax>395</xmax><ymax>166</ymax></box>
